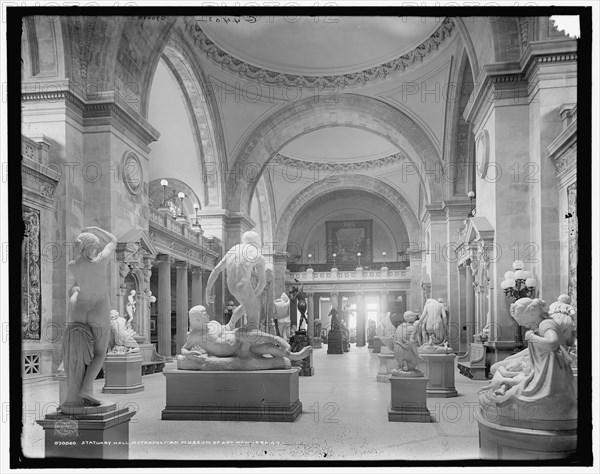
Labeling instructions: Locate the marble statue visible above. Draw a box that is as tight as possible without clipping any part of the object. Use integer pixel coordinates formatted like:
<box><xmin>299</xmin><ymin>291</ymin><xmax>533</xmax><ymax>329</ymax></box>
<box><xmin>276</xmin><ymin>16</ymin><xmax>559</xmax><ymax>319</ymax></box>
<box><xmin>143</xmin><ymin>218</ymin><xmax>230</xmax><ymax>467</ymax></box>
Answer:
<box><xmin>314</xmin><ymin>318</ymin><xmax>322</xmax><ymax>339</ymax></box>
<box><xmin>377</xmin><ymin>313</ymin><xmax>396</xmax><ymax>338</ymax></box>
<box><xmin>296</xmin><ymin>285</ymin><xmax>308</xmax><ymax>331</ymax></box>
<box><xmin>63</xmin><ymin>226</ymin><xmax>117</xmax><ymax>409</ymax></box>
<box><xmin>478</xmin><ymin>297</ymin><xmax>577</xmax><ymax>427</ymax></box>
<box><xmin>368</xmin><ymin>319</ymin><xmax>377</xmax><ymax>339</ymax></box>
<box><xmin>274</xmin><ymin>292</ymin><xmax>291</xmax><ymax>340</ymax></box>
<box><xmin>205</xmin><ymin>231</ymin><xmax>266</xmax><ymax>331</ymax></box>
<box><xmin>108</xmin><ymin>310</ymin><xmax>140</xmax><ymax>353</ymax></box>
<box><xmin>177</xmin><ymin>305</ymin><xmax>312</xmax><ymax>371</ymax></box>
<box><xmin>417</xmin><ymin>299</ymin><xmax>453</xmax><ymax>353</ymax></box>
<box><xmin>125</xmin><ymin>289</ymin><xmax>136</xmax><ymax>330</ymax></box>
<box><xmin>391</xmin><ymin>311</ymin><xmax>425</xmax><ymax>376</ymax></box>
<box><xmin>377</xmin><ymin>313</ymin><xmax>397</xmax><ymax>353</ymax></box>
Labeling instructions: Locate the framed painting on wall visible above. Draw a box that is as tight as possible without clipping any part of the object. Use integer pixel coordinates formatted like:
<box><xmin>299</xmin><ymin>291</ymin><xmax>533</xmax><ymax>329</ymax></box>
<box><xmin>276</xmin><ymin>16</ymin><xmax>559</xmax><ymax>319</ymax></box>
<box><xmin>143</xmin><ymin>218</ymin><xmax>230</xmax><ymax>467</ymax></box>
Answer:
<box><xmin>326</xmin><ymin>219</ymin><xmax>373</xmax><ymax>264</ymax></box>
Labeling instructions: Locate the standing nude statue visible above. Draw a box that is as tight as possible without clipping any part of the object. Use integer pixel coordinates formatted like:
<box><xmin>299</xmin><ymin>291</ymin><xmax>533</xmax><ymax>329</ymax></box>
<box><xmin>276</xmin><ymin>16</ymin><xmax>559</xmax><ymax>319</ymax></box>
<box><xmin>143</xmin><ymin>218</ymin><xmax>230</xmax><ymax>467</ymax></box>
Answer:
<box><xmin>205</xmin><ymin>231</ymin><xmax>266</xmax><ymax>331</ymax></box>
<box><xmin>63</xmin><ymin>226</ymin><xmax>117</xmax><ymax>409</ymax></box>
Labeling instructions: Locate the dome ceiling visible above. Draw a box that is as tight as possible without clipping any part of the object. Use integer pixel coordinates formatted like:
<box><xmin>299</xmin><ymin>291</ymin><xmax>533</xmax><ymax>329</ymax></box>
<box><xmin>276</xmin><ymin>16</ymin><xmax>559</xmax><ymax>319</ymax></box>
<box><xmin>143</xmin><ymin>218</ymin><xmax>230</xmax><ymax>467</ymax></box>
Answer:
<box><xmin>197</xmin><ymin>16</ymin><xmax>446</xmax><ymax>77</ymax></box>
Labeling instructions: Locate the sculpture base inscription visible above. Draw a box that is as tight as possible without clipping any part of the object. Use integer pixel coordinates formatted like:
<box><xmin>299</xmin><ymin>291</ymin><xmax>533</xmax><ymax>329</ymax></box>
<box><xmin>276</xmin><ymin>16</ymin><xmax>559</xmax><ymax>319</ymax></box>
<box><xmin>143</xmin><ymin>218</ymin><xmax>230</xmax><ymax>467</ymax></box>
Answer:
<box><xmin>36</xmin><ymin>403</ymin><xmax>136</xmax><ymax>459</ymax></box>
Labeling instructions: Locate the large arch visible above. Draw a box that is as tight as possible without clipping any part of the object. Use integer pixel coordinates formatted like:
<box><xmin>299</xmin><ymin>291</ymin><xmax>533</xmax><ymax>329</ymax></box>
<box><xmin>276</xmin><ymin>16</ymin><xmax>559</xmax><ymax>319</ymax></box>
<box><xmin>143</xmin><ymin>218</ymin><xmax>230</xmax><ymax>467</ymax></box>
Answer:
<box><xmin>274</xmin><ymin>175</ymin><xmax>420</xmax><ymax>252</ymax></box>
<box><xmin>227</xmin><ymin>94</ymin><xmax>444</xmax><ymax>215</ymax></box>
<box><xmin>253</xmin><ymin>173</ymin><xmax>276</xmax><ymax>248</ymax></box>
<box><xmin>160</xmin><ymin>33</ymin><xmax>226</xmax><ymax>208</ymax></box>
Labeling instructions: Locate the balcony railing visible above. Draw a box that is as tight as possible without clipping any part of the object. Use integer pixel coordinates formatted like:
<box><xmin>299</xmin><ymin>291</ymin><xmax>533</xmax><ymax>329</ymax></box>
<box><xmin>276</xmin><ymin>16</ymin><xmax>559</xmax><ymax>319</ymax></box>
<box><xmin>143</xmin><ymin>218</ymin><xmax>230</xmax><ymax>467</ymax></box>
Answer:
<box><xmin>289</xmin><ymin>267</ymin><xmax>410</xmax><ymax>282</ymax></box>
<box><xmin>149</xmin><ymin>208</ymin><xmax>221</xmax><ymax>255</ymax></box>
<box><xmin>287</xmin><ymin>261</ymin><xmax>410</xmax><ymax>273</ymax></box>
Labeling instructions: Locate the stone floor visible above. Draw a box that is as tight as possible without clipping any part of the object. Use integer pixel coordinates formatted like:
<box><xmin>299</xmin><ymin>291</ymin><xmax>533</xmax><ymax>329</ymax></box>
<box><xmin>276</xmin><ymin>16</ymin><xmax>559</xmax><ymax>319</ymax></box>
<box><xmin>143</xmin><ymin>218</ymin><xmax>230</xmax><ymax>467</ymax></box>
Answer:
<box><xmin>22</xmin><ymin>345</ymin><xmax>487</xmax><ymax>461</ymax></box>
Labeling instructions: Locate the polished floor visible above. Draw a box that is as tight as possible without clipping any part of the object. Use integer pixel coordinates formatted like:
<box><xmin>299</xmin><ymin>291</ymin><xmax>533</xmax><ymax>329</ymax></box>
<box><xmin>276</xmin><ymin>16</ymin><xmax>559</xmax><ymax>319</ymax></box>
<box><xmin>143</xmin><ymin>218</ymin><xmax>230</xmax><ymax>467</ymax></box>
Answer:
<box><xmin>22</xmin><ymin>345</ymin><xmax>487</xmax><ymax>460</ymax></box>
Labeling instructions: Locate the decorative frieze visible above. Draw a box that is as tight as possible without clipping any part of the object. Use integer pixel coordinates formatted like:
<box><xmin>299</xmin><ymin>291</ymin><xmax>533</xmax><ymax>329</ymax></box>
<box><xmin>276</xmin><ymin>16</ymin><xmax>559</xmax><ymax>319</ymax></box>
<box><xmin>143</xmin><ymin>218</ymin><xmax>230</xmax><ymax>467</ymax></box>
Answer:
<box><xmin>271</xmin><ymin>151</ymin><xmax>407</xmax><ymax>172</ymax></box>
<box><xmin>22</xmin><ymin>206</ymin><xmax>41</xmax><ymax>341</ymax></box>
<box><xmin>186</xmin><ymin>17</ymin><xmax>455</xmax><ymax>89</ymax></box>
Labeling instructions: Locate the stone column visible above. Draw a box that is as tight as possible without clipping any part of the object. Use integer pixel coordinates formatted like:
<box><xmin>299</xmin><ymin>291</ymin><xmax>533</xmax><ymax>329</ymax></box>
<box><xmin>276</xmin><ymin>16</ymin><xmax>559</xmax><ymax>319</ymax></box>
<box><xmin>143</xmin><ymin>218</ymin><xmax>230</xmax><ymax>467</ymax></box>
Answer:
<box><xmin>465</xmin><ymin>262</ymin><xmax>474</xmax><ymax>344</ymax></box>
<box><xmin>423</xmin><ymin>206</ymin><xmax>448</xmax><ymax>302</ymax></box>
<box><xmin>445</xmin><ymin>201</ymin><xmax>471</xmax><ymax>351</ymax></box>
<box><xmin>356</xmin><ymin>292</ymin><xmax>365</xmax><ymax>347</ymax></box>
<box><xmin>157</xmin><ymin>255</ymin><xmax>172</xmax><ymax>357</ymax></box>
<box><xmin>307</xmin><ymin>292</ymin><xmax>315</xmax><ymax>339</ymax></box>
<box><xmin>137</xmin><ymin>258</ymin><xmax>153</xmax><ymax>343</ymax></box>
<box><xmin>408</xmin><ymin>251</ymin><xmax>423</xmax><ymax>311</ymax></box>
<box><xmin>191</xmin><ymin>266</ymin><xmax>203</xmax><ymax>307</ymax></box>
<box><xmin>175</xmin><ymin>260</ymin><xmax>189</xmax><ymax>355</ymax></box>
<box><xmin>457</xmin><ymin>265</ymin><xmax>467</xmax><ymax>354</ymax></box>
<box><xmin>379</xmin><ymin>291</ymin><xmax>389</xmax><ymax>315</ymax></box>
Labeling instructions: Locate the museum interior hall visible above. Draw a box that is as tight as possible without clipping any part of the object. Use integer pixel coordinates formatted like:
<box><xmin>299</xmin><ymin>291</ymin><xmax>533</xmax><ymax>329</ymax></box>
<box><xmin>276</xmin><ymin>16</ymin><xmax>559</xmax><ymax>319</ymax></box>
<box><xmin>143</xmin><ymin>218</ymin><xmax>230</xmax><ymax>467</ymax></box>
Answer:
<box><xmin>16</xmin><ymin>12</ymin><xmax>589</xmax><ymax>465</ymax></box>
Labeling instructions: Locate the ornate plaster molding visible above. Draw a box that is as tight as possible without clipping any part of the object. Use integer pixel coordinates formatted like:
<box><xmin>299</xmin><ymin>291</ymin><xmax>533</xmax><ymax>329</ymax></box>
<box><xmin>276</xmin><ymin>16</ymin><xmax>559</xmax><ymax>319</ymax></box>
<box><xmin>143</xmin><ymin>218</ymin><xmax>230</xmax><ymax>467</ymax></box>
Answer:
<box><xmin>186</xmin><ymin>17</ymin><xmax>455</xmax><ymax>89</ymax></box>
<box><xmin>271</xmin><ymin>151</ymin><xmax>407</xmax><ymax>171</ymax></box>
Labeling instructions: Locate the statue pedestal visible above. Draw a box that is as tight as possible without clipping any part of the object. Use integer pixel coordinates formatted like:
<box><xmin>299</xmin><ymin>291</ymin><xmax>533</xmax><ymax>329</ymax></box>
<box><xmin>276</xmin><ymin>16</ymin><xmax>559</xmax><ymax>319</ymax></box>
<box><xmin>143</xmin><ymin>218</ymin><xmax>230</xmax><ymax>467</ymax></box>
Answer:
<box><xmin>311</xmin><ymin>337</ymin><xmax>322</xmax><ymax>349</ymax></box>
<box><xmin>420</xmin><ymin>352</ymin><xmax>458</xmax><ymax>398</ymax></box>
<box><xmin>387</xmin><ymin>376</ymin><xmax>431</xmax><ymax>422</ymax></box>
<box><xmin>376</xmin><ymin>353</ymin><xmax>396</xmax><ymax>382</ymax></box>
<box><xmin>475</xmin><ymin>409</ymin><xmax>577</xmax><ymax>460</ymax></box>
<box><xmin>327</xmin><ymin>330</ymin><xmax>344</xmax><ymax>354</ymax></box>
<box><xmin>102</xmin><ymin>353</ymin><xmax>144</xmax><ymax>394</ymax></box>
<box><xmin>161</xmin><ymin>368</ymin><xmax>302</xmax><ymax>422</ymax></box>
<box><xmin>36</xmin><ymin>403</ymin><xmax>136</xmax><ymax>459</ymax></box>
<box><xmin>372</xmin><ymin>337</ymin><xmax>382</xmax><ymax>353</ymax></box>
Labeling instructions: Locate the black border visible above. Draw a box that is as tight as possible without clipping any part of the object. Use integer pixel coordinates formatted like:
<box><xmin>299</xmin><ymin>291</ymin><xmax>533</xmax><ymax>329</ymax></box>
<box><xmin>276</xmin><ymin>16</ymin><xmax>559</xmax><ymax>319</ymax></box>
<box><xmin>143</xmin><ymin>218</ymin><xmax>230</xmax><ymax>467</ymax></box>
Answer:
<box><xmin>7</xmin><ymin>4</ymin><xmax>594</xmax><ymax>469</ymax></box>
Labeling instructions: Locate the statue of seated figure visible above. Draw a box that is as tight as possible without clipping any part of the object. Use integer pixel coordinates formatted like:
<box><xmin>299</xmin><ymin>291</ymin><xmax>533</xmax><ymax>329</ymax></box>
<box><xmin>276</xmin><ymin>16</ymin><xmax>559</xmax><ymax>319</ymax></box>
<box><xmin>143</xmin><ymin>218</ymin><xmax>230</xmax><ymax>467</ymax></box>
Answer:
<box><xmin>392</xmin><ymin>311</ymin><xmax>425</xmax><ymax>376</ymax></box>
<box><xmin>478</xmin><ymin>297</ymin><xmax>577</xmax><ymax>429</ymax></box>
<box><xmin>108</xmin><ymin>310</ymin><xmax>140</xmax><ymax>353</ymax></box>
<box><xmin>177</xmin><ymin>305</ymin><xmax>312</xmax><ymax>371</ymax></box>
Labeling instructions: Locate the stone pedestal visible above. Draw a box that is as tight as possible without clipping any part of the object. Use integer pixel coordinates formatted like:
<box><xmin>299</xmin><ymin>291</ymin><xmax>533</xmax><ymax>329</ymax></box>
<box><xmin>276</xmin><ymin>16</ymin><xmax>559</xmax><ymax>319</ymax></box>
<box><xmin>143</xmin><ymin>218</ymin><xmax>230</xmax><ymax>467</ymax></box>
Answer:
<box><xmin>102</xmin><ymin>353</ymin><xmax>144</xmax><ymax>394</ymax></box>
<box><xmin>327</xmin><ymin>330</ymin><xmax>344</xmax><ymax>354</ymax></box>
<box><xmin>372</xmin><ymin>337</ymin><xmax>382</xmax><ymax>353</ymax></box>
<box><xmin>420</xmin><ymin>352</ymin><xmax>458</xmax><ymax>397</ymax></box>
<box><xmin>475</xmin><ymin>409</ymin><xmax>577</xmax><ymax>460</ymax></box>
<box><xmin>376</xmin><ymin>353</ymin><xmax>397</xmax><ymax>382</ymax></box>
<box><xmin>311</xmin><ymin>337</ymin><xmax>322</xmax><ymax>349</ymax></box>
<box><xmin>36</xmin><ymin>403</ymin><xmax>136</xmax><ymax>459</ymax></box>
<box><xmin>388</xmin><ymin>376</ymin><xmax>431</xmax><ymax>422</ymax></box>
<box><xmin>367</xmin><ymin>337</ymin><xmax>374</xmax><ymax>348</ymax></box>
<box><xmin>162</xmin><ymin>368</ymin><xmax>302</xmax><ymax>422</ymax></box>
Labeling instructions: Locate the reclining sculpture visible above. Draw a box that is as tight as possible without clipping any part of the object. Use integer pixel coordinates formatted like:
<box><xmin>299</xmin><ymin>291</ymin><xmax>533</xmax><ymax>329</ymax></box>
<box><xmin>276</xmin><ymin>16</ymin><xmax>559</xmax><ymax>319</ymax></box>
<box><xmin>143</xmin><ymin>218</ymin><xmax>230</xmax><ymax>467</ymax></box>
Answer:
<box><xmin>177</xmin><ymin>305</ymin><xmax>312</xmax><ymax>370</ymax></box>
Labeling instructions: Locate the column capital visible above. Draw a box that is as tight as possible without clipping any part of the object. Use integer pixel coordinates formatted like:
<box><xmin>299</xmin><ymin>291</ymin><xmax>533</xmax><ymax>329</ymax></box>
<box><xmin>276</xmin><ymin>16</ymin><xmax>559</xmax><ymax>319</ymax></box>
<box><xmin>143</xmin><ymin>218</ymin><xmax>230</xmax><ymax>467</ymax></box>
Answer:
<box><xmin>190</xmin><ymin>265</ymin><xmax>204</xmax><ymax>274</ymax></box>
<box><xmin>175</xmin><ymin>260</ymin><xmax>189</xmax><ymax>269</ymax></box>
<box><xmin>156</xmin><ymin>253</ymin><xmax>172</xmax><ymax>264</ymax></box>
